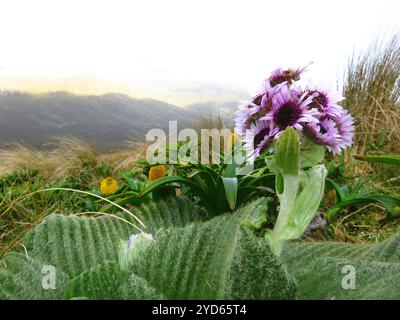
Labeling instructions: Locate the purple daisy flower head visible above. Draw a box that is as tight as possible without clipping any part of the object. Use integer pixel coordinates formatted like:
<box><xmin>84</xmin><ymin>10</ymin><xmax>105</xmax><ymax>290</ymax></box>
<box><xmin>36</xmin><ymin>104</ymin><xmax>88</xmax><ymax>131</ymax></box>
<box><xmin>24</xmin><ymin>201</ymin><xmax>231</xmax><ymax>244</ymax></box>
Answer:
<box><xmin>234</xmin><ymin>100</ymin><xmax>261</xmax><ymax>135</ymax></box>
<box><xmin>268</xmin><ymin>62</ymin><xmax>313</xmax><ymax>87</ymax></box>
<box><xmin>235</xmin><ymin>64</ymin><xmax>355</xmax><ymax>158</ymax></box>
<box><xmin>305</xmin><ymin>84</ymin><xmax>344</xmax><ymax>118</ymax></box>
<box><xmin>304</xmin><ymin>117</ymin><xmax>340</xmax><ymax>153</ymax></box>
<box><xmin>243</xmin><ymin>120</ymin><xmax>278</xmax><ymax>157</ymax></box>
<box><xmin>234</xmin><ymin>82</ymin><xmax>286</xmax><ymax>135</ymax></box>
<box><xmin>335</xmin><ymin>109</ymin><xmax>355</xmax><ymax>151</ymax></box>
<box><xmin>304</xmin><ymin>111</ymin><xmax>355</xmax><ymax>155</ymax></box>
<box><xmin>259</xmin><ymin>81</ymin><xmax>289</xmax><ymax>111</ymax></box>
<box><xmin>260</xmin><ymin>85</ymin><xmax>319</xmax><ymax>133</ymax></box>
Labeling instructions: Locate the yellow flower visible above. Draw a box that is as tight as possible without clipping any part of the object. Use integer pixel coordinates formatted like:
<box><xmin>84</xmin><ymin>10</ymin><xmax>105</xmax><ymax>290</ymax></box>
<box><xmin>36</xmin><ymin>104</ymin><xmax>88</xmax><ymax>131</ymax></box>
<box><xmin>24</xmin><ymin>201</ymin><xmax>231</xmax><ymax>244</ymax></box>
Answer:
<box><xmin>149</xmin><ymin>165</ymin><xmax>167</xmax><ymax>181</ymax></box>
<box><xmin>227</xmin><ymin>132</ymin><xmax>241</xmax><ymax>152</ymax></box>
<box><xmin>100</xmin><ymin>176</ymin><xmax>118</xmax><ymax>196</ymax></box>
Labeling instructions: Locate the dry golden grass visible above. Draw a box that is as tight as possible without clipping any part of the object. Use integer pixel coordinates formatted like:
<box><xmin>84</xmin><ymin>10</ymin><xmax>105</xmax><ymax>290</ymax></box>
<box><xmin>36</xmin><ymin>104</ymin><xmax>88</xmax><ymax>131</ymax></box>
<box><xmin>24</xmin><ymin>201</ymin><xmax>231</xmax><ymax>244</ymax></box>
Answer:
<box><xmin>343</xmin><ymin>33</ymin><xmax>400</xmax><ymax>154</ymax></box>
<box><xmin>0</xmin><ymin>143</ymin><xmax>55</xmax><ymax>177</ymax></box>
<box><xmin>195</xmin><ymin>111</ymin><xmax>233</xmax><ymax>132</ymax></box>
<box><xmin>0</xmin><ymin>137</ymin><xmax>147</xmax><ymax>183</ymax></box>
<box><xmin>342</xmin><ymin>33</ymin><xmax>400</xmax><ymax>198</ymax></box>
<box><xmin>98</xmin><ymin>143</ymin><xmax>148</xmax><ymax>172</ymax></box>
<box><xmin>48</xmin><ymin>137</ymin><xmax>98</xmax><ymax>180</ymax></box>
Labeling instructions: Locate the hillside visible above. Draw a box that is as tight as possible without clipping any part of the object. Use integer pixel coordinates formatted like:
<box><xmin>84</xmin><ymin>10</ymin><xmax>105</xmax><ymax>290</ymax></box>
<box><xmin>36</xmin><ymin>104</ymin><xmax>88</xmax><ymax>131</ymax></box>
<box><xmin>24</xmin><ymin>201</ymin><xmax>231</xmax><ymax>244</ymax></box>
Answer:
<box><xmin>0</xmin><ymin>91</ymin><xmax>203</xmax><ymax>151</ymax></box>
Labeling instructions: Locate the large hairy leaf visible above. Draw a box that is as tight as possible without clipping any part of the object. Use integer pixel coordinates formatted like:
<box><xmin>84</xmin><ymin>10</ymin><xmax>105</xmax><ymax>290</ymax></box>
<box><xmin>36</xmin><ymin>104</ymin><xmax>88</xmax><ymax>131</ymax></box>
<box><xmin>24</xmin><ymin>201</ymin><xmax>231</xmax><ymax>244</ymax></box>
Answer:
<box><xmin>1</xmin><ymin>195</ymin><xmax>399</xmax><ymax>300</ymax></box>
<box><xmin>283</xmin><ymin>232</ymin><xmax>400</xmax><ymax>299</ymax></box>
<box><xmin>64</xmin><ymin>261</ymin><xmax>165</xmax><ymax>300</ymax></box>
<box><xmin>21</xmin><ymin>197</ymin><xmax>206</xmax><ymax>279</ymax></box>
<box><xmin>129</xmin><ymin>211</ymin><xmax>296</xmax><ymax>299</ymax></box>
<box><xmin>0</xmin><ymin>252</ymin><xmax>69</xmax><ymax>300</ymax></box>
<box><xmin>0</xmin><ymin>197</ymin><xmax>294</xmax><ymax>299</ymax></box>
<box><xmin>120</xmin><ymin>196</ymin><xmax>208</xmax><ymax>233</ymax></box>
<box><xmin>0</xmin><ymin>197</ymin><xmax>207</xmax><ymax>299</ymax></box>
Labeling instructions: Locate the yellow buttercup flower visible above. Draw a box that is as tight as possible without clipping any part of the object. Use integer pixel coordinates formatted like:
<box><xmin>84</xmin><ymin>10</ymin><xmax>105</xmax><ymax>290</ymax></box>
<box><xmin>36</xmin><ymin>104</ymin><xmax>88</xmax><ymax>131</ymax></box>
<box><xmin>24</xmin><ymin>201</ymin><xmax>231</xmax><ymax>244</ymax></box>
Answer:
<box><xmin>100</xmin><ymin>176</ymin><xmax>118</xmax><ymax>196</ymax></box>
<box><xmin>149</xmin><ymin>165</ymin><xmax>167</xmax><ymax>181</ymax></box>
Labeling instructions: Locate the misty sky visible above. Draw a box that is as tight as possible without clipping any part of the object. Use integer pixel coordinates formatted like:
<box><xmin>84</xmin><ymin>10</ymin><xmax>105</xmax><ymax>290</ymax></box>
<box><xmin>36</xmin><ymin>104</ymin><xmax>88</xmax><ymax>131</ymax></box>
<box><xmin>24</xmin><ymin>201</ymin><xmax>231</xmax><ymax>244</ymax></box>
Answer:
<box><xmin>0</xmin><ymin>0</ymin><xmax>399</xmax><ymax>101</ymax></box>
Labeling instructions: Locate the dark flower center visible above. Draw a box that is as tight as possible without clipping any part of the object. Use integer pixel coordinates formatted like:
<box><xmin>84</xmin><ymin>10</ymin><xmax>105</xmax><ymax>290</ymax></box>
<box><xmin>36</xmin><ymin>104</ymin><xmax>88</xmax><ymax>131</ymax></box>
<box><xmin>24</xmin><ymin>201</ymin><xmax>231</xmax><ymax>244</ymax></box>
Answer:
<box><xmin>254</xmin><ymin>127</ymin><xmax>270</xmax><ymax>147</ymax></box>
<box><xmin>270</xmin><ymin>69</ymin><xmax>301</xmax><ymax>87</ymax></box>
<box><xmin>320</xmin><ymin>125</ymin><xmax>328</xmax><ymax>134</ymax></box>
<box><xmin>308</xmin><ymin>91</ymin><xmax>328</xmax><ymax>111</ymax></box>
<box><xmin>252</xmin><ymin>93</ymin><xmax>263</xmax><ymax>106</ymax></box>
<box><xmin>275</xmin><ymin>102</ymin><xmax>302</xmax><ymax>129</ymax></box>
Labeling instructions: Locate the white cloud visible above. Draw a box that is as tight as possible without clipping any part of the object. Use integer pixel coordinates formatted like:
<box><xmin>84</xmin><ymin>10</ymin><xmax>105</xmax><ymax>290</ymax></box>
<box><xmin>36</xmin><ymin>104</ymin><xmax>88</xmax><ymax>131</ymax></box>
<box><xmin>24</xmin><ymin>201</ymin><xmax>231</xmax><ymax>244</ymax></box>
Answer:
<box><xmin>0</xmin><ymin>0</ymin><xmax>398</xmax><ymax>94</ymax></box>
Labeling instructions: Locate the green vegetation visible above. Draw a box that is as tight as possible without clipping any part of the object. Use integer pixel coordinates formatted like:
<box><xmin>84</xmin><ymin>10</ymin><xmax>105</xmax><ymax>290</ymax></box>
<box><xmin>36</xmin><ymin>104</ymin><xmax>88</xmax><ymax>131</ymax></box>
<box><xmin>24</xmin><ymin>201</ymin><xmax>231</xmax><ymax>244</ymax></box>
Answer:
<box><xmin>1</xmin><ymin>196</ymin><xmax>400</xmax><ymax>299</ymax></box>
<box><xmin>0</xmin><ymin>34</ymin><xmax>400</xmax><ymax>300</ymax></box>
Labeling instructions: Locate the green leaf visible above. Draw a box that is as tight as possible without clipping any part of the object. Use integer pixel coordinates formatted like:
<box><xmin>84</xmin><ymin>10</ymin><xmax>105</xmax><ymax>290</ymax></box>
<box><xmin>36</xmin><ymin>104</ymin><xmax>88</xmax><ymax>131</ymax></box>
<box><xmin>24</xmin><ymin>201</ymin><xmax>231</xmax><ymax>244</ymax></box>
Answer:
<box><xmin>282</xmin><ymin>232</ymin><xmax>400</xmax><ymax>299</ymax></box>
<box><xmin>0</xmin><ymin>198</ymin><xmax>295</xmax><ymax>300</ymax></box>
<box><xmin>0</xmin><ymin>197</ymin><xmax>205</xmax><ymax>299</ymax></box>
<box><xmin>354</xmin><ymin>154</ymin><xmax>400</xmax><ymax>166</ymax></box>
<box><xmin>267</xmin><ymin>165</ymin><xmax>327</xmax><ymax>255</ymax></box>
<box><xmin>64</xmin><ymin>261</ymin><xmax>165</xmax><ymax>300</ymax></box>
<box><xmin>300</xmin><ymin>144</ymin><xmax>325</xmax><ymax>167</ymax></box>
<box><xmin>221</xmin><ymin>177</ymin><xmax>238</xmax><ymax>210</ymax></box>
<box><xmin>242</xmin><ymin>198</ymin><xmax>270</xmax><ymax>230</ymax></box>
<box><xmin>274</xmin><ymin>127</ymin><xmax>300</xmax><ymax>176</ymax></box>
<box><xmin>20</xmin><ymin>197</ymin><xmax>206</xmax><ymax>280</ymax></box>
<box><xmin>119</xmin><ymin>196</ymin><xmax>208</xmax><ymax>234</ymax></box>
<box><xmin>127</xmin><ymin>208</ymin><xmax>296</xmax><ymax>299</ymax></box>
<box><xmin>65</xmin><ymin>261</ymin><xmax>127</xmax><ymax>299</ymax></box>
<box><xmin>327</xmin><ymin>195</ymin><xmax>400</xmax><ymax>220</ymax></box>
<box><xmin>139</xmin><ymin>176</ymin><xmax>214</xmax><ymax>213</ymax></box>
<box><xmin>0</xmin><ymin>252</ymin><xmax>69</xmax><ymax>300</ymax></box>
<box><xmin>22</xmin><ymin>214</ymin><xmax>134</xmax><ymax>279</ymax></box>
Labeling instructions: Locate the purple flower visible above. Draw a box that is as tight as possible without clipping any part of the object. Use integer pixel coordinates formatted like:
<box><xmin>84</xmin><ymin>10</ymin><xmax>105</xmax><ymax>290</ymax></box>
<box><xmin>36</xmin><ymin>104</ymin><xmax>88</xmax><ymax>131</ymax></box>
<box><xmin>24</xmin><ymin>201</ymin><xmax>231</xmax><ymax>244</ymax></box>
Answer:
<box><xmin>335</xmin><ymin>110</ymin><xmax>355</xmax><ymax>151</ymax></box>
<box><xmin>234</xmin><ymin>82</ymin><xmax>286</xmax><ymax>135</ymax></box>
<box><xmin>305</xmin><ymin>85</ymin><xmax>344</xmax><ymax>118</ymax></box>
<box><xmin>233</xmin><ymin>64</ymin><xmax>355</xmax><ymax>157</ymax></box>
<box><xmin>260</xmin><ymin>85</ymin><xmax>319</xmax><ymax>132</ymax></box>
<box><xmin>304</xmin><ymin>111</ymin><xmax>355</xmax><ymax>154</ymax></box>
<box><xmin>304</xmin><ymin>117</ymin><xmax>340</xmax><ymax>153</ymax></box>
<box><xmin>234</xmin><ymin>100</ymin><xmax>260</xmax><ymax>135</ymax></box>
<box><xmin>268</xmin><ymin>63</ymin><xmax>312</xmax><ymax>87</ymax></box>
<box><xmin>243</xmin><ymin>120</ymin><xmax>278</xmax><ymax>157</ymax></box>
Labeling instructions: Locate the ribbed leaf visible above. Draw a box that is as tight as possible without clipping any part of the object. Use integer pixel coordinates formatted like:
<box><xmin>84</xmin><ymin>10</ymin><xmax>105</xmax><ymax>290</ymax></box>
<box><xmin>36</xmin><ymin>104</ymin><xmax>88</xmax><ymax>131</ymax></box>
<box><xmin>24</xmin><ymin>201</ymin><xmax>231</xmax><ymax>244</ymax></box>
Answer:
<box><xmin>128</xmin><ymin>206</ymin><xmax>296</xmax><ymax>299</ymax></box>
<box><xmin>64</xmin><ymin>261</ymin><xmax>165</xmax><ymax>300</ymax></box>
<box><xmin>119</xmin><ymin>196</ymin><xmax>208</xmax><ymax>234</ymax></box>
<box><xmin>22</xmin><ymin>214</ymin><xmax>133</xmax><ymax>278</ymax></box>
<box><xmin>21</xmin><ymin>197</ymin><xmax>206</xmax><ymax>279</ymax></box>
<box><xmin>287</xmin><ymin>257</ymin><xmax>400</xmax><ymax>299</ymax></box>
<box><xmin>2</xmin><ymin>195</ymin><xmax>399</xmax><ymax>300</ymax></box>
<box><xmin>64</xmin><ymin>261</ymin><xmax>126</xmax><ymax>299</ymax></box>
<box><xmin>0</xmin><ymin>252</ymin><xmax>69</xmax><ymax>300</ymax></box>
<box><xmin>0</xmin><ymin>197</ymin><xmax>208</xmax><ymax>299</ymax></box>
<box><xmin>283</xmin><ymin>232</ymin><xmax>400</xmax><ymax>299</ymax></box>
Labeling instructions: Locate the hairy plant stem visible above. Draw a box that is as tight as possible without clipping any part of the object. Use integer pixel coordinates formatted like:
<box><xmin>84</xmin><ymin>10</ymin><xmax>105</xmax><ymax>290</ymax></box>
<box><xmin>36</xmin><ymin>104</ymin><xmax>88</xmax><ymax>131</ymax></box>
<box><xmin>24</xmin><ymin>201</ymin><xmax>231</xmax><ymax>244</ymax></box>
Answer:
<box><xmin>268</xmin><ymin>174</ymin><xmax>301</xmax><ymax>256</ymax></box>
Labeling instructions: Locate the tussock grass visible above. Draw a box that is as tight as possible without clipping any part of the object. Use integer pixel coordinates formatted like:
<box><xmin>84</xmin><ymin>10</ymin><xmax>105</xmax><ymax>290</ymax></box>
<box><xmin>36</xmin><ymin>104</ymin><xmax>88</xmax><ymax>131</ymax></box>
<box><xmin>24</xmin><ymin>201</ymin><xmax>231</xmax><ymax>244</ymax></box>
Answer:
<box><xmin>99</xmin><ymin>143</ymin><xmax>148</xmax><ymax>172</ymax></box>
<box><xmin>341</xmin><ymin>33</ymin><xmax>400</xmax><ymax>202</ymax></box>
<box><xmin>343</xmin><ymin>33</ymin><xmax>400</xmax><ymax>153</ymax></box>
<box><xmin>48</xmin><ymin>137</ymin><xmax>99</xmax><ymax>181</ymax></box>
<box><xmin>0</xmin><ymin>137</ymin><xmax>146</xmax><ymax>183</ymax></box>
<box><xmin>0</xmin><ymin>137</ymin><xmax>148</xmax><ymax>257</ymax></box>
<box><xmin>0</xmin><ymin>143</ymin><xmax>54</xmax><ymax>177</ymax></box>
<box><xmin>196</xmin><ymin>112</ymin><xmax>233</xmax><ymax>132</ymax></box>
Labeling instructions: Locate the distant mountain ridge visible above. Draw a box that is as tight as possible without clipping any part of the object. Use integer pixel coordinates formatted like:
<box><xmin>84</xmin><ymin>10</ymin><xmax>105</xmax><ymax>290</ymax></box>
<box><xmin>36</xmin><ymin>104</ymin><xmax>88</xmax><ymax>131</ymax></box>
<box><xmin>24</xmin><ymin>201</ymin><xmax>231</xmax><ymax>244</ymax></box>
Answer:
<box><xmin>0</xmin><ymin>91</ymin><xmax>239</xmax><ymax>151</ymax></box>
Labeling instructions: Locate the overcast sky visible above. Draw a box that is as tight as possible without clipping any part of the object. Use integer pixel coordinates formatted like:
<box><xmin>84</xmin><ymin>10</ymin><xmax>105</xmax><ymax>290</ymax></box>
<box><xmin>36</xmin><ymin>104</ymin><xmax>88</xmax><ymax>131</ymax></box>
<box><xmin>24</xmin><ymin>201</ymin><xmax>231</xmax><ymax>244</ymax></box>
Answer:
<box><xmin>0</xmin><ymin>0</ymin><xmax>399</xmax><ymax>101</ymax></box>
